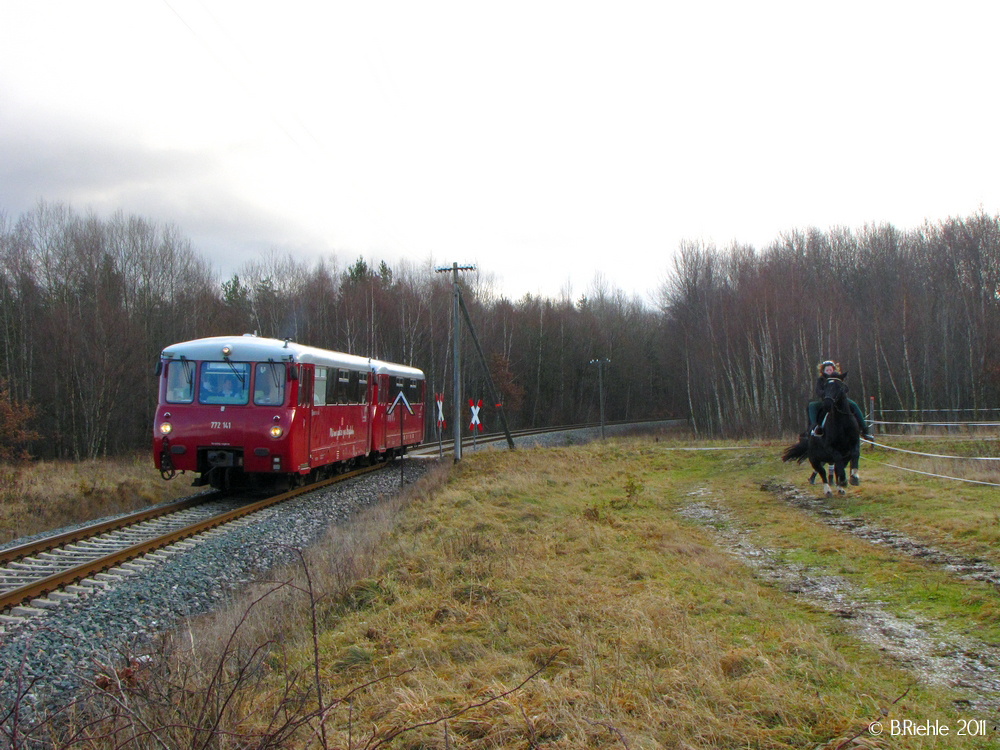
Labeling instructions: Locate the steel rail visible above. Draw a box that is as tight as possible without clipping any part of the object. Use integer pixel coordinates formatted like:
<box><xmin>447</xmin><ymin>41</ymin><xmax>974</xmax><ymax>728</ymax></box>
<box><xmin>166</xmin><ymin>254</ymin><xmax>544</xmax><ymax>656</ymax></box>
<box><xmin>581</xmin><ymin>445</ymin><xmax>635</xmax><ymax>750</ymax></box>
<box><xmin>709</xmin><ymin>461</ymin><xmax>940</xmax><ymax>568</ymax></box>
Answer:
<box><xmin>411</xmin><ymin>418</ymin><xmax>686</xmax><ymax>456</ymax></box>
<box><xmin>2</xmin><ymin>420</ymin><xmax>682</xmax><ymax>613</ymax></box>
<box><xmin>0</xmin><ymin>493</ymin><xmax>221</xmax><ymax>566</ymax></box>
<box><xmin>0</xmin><ymin>462</ymin><xmax>389</xmax><ymax>614</ymax></box>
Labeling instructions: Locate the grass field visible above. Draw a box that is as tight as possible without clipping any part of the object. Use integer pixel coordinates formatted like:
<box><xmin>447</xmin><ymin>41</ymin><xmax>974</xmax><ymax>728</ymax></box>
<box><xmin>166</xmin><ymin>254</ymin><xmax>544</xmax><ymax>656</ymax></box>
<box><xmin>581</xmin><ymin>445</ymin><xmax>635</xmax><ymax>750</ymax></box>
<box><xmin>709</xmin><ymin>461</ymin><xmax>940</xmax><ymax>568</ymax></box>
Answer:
<box><xmin>0</xmin><ymin>453</ymin><xmax>195</xmax><ymax>544</ymax></box>
<box><xmin>63</xmin><ymin>434</ymin><xmax>1000</xmax><ymax>749</ymax></box>
<box><xmin>0</xmin><ymin>453</ymin><xmax>196</xmax><ymax>544</ymax></box>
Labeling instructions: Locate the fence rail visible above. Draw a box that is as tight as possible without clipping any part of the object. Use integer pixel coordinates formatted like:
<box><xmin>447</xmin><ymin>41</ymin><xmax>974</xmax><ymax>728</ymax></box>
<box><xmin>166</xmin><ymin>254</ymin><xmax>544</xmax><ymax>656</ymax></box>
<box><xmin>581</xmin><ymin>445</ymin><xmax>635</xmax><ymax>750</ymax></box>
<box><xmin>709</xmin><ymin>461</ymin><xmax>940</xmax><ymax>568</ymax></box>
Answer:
<box><xmin>867</xmin><ymin>397</ymin><xmax>1000</xmax><ymax>435</ymax></box>
<box><xmin>871</xmin><ymin>420</ymin><xmax>1000</xmax><ymax>428</ymax></box>
<box><xmin>859</xmin><ymin>396</ymin><xmax>1000</xmax><ymax>485</ymax></box>
<box><xmin>877</xmin><ymin>408</ymin><xmax>1000</xmax><ymax>414</ymax></box>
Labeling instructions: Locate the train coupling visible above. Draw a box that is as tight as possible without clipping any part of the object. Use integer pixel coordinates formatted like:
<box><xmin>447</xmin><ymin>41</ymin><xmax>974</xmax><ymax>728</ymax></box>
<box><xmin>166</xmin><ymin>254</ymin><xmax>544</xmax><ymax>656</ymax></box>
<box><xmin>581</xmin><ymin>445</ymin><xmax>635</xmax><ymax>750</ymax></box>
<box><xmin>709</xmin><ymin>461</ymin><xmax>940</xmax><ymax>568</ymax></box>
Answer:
<box><xmin>159</xmin><ymin>438</ymin><xmax>176</xmax><ymax>481</ymax></box>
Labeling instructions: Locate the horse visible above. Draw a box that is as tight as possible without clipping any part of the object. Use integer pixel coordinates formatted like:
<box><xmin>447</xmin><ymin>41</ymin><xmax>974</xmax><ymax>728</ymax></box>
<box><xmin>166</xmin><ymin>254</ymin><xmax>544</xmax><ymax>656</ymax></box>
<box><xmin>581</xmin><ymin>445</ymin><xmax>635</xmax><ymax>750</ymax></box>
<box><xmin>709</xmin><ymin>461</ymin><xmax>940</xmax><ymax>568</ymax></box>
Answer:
<box><xmin>782</xmin><ymin>375</ymin><xmax>861</xmax><ymax>496</ymax></box>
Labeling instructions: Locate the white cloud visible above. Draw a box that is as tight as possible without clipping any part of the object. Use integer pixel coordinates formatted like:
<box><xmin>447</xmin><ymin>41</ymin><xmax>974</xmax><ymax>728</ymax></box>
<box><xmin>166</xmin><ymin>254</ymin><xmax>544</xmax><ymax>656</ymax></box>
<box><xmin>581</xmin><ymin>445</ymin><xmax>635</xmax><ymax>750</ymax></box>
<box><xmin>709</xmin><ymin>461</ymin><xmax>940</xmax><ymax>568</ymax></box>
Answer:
<box><xmin>1</xmin><ymin>1</ymin><xmax>999</xmax><ymax>300</ymax></box>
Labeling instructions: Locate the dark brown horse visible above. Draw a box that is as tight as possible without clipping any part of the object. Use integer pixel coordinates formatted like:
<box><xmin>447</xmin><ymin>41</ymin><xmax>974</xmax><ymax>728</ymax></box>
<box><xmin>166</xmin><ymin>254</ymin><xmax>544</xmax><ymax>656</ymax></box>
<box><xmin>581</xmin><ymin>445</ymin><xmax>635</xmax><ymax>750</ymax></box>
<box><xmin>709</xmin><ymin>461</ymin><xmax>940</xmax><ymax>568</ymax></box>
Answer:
<box><xmin>782</xmin><ymin>375</ymin><xmax>860</xmax><ymax>496</ymax></box>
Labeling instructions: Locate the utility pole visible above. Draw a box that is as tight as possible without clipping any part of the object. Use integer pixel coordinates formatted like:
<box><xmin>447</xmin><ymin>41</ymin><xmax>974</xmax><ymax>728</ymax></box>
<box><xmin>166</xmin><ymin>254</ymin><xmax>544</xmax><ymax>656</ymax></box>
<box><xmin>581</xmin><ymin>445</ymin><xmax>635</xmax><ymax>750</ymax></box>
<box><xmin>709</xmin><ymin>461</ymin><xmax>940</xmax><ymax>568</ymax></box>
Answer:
<box><xmin>435</xmin><ymin>262</ymin><xmax>476</xmax><ymax>462</ymax></box>
<box><xmin>458</xmin><ymin>293</ymin><xmax>516</xmax><ymax>451</ymax></box>
<box><xmin>590</xmin><ymin>358</ymin><xmax>610</xmax><ymax>440</ymax></box>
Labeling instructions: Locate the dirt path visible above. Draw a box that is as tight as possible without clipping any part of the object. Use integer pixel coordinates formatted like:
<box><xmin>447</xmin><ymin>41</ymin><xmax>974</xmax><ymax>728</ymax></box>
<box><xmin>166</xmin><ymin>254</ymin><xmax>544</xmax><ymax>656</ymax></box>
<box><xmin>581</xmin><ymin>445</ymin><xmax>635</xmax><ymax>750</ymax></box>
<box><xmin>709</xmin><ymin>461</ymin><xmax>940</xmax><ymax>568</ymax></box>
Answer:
<box><xmin>762</xmin><ymin>479</ymin><xmax>1000</xmax><ymax>587</ymax></box>
<box><xmin>679</xmin><ymin>485</ymin><xmax>1000</xmax><ymax>719</ymax></box>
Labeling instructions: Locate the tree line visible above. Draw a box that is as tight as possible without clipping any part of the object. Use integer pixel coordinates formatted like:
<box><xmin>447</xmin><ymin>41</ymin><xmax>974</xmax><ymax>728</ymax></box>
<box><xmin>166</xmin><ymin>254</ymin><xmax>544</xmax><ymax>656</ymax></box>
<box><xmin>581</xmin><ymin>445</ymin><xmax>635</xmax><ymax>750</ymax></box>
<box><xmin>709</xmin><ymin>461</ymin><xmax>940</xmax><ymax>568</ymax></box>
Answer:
<box><xmin>0</xmin><ymin>202</ymin><xmax>665</xmax><ymax>460</ymax></box>
<box><xmin>1</xmin><ymin>200</ymin><xmax>998</xmax><ymax>460</ymax></box>
<box><xmin>660</xmin><ymin>214</ymin><xmax>1000</xmax><ymax>436</ymax></box>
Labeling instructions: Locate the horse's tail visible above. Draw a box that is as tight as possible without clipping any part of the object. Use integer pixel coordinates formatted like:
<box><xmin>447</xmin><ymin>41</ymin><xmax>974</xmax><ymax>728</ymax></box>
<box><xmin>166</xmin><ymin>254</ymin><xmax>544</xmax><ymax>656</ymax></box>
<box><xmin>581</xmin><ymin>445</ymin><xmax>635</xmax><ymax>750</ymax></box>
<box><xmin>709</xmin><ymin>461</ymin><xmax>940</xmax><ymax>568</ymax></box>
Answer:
<box><xmin>782</xmin><ymin>437</ymin><xmax>810</xmax><ymax>463</ymax></box>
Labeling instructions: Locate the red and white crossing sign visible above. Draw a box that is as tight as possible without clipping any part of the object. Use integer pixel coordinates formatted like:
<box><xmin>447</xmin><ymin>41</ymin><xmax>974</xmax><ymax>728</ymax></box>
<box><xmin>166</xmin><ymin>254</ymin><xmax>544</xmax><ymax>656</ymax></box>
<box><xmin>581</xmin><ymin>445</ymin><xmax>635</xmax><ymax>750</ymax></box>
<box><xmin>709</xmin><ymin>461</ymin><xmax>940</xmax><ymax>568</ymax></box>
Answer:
<box><xmin>469</xmin><ymin>398</ymin><xmax>483</xmax><ymax>432</ymax></box>
<box><xmin>435</xmin><ymin>393</ymin><xmax>446</xmax><ymax>429</ymax></box>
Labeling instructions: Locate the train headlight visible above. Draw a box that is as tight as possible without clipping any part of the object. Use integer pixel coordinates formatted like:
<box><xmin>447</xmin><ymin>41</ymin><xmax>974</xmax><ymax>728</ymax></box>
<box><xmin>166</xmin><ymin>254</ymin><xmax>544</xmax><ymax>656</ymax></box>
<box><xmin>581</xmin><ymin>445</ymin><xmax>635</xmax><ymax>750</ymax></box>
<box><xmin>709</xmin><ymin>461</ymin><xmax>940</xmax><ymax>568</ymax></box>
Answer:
<box><xmin>269</xmin><ymin>425</ymin><xmax>284</xmax><ymax>439</ymax></box>
<box><xmin>159</xmin><ymin>422</ymin><xmax>172</xmax><ymax>435</ymax></box>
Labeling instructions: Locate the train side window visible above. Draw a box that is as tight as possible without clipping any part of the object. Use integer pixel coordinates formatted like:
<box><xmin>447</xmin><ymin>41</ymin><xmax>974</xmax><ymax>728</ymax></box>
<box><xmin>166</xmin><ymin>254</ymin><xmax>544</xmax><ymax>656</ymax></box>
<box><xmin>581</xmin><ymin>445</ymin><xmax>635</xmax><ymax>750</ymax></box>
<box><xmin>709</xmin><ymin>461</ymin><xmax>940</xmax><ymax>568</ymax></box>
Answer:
<box><xmin>253</xmin><ymin>363</ymin><xmax>286</xmax><ymax>406</ymax></box>
<box><xmin>337</xmin><ymin>369</ymin><xmax>351</xmax><ymax>404</ymax></box>
<box><xmin>326</xmin><ymin>367</ymin><xmax>340</xmax><ymax>404</ymax></box>
<box><xmin>348</xmin><ymin>370</ymin><xmax>360</xmax><ymax>404</ymax></box>
<box><xmin>314</xmin><ymin>367</ymin><xmax>328</xmax><ymax>406</ymax></box>
<box><xmin>407</xmin><ymin>378</ymin><xmax>423</xmax><ymax>404</ymax></box>
<box><xmin>357</xmin><ymin>372</ymin><xmax>368</xmax><ymax>405</ymax></box>
<box><xmin>165</xmin><ymin>360</ymin><xmax>194</xmax><ymax>403</ymax></box>
<box><xmin>199</xmin><ymin>362</ymin><xmax>250</xmax><ymax>405</ymax></box>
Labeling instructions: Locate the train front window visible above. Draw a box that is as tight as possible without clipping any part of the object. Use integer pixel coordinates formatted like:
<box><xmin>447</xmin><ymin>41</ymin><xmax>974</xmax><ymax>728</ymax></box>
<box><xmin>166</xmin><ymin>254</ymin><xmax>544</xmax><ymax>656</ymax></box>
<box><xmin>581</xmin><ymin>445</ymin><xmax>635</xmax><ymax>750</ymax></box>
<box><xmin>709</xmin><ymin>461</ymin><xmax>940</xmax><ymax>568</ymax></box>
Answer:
<box><xmin>253</xmin><ymin>363</ymin><xmax>286</xmax><ymax>406</ymax></box>
<box><xmin>165</xmin><ymin>360</ymin><xmax>194</xmax><ymax>403</ymax></box>
<box><xmin>199</xmin><ymin>362</ymin><xmax>250</xmax><ymax>405</ymax></box>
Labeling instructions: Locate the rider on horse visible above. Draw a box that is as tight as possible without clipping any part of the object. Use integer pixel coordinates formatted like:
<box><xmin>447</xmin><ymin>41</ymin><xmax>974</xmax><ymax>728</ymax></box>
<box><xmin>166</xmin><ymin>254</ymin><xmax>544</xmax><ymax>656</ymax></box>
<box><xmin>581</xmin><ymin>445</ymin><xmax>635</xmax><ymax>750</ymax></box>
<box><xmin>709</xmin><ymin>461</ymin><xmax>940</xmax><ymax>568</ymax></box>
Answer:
<box><xmin>807</xmin><ymin>360</ymin><xmax>872</xmax><ymax>440</ymax></box>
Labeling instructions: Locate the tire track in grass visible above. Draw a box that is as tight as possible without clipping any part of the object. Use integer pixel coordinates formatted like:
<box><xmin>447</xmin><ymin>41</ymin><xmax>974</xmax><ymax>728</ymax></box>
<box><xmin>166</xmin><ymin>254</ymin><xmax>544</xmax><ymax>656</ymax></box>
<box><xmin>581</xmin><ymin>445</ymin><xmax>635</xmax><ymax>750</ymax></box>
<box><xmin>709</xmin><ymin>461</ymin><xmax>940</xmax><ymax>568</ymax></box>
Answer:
<box><xmin>761</xmin><ymin>479</ymin><xmax>1000</xmax><ymax>587</ymax></box>
<box><xmin>678</xmin><ymin>487</ymin><xmax>1000</xmax><ymax>718</ymax></box>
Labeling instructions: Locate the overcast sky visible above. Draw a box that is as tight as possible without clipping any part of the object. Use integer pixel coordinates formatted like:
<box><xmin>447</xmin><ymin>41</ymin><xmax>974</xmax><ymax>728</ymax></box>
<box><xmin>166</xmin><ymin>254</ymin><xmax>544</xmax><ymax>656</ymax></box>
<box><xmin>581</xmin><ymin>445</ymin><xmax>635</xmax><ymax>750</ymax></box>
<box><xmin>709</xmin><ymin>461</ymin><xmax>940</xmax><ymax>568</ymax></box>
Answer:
<box><xmin>2</xmin><ymin>2</ymin><xmax>998</xmax><ymax>301</ymax></box>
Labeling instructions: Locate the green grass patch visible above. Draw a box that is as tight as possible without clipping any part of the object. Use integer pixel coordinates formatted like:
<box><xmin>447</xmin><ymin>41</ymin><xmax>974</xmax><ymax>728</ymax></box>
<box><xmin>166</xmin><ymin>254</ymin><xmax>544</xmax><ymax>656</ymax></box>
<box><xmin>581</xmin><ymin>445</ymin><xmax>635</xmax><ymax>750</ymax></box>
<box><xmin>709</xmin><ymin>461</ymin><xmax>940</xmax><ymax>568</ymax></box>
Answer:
<box><xmin>669</xmin><ymin>441</ymin><xmax>1000</xmax><ymax>644</ymax></box>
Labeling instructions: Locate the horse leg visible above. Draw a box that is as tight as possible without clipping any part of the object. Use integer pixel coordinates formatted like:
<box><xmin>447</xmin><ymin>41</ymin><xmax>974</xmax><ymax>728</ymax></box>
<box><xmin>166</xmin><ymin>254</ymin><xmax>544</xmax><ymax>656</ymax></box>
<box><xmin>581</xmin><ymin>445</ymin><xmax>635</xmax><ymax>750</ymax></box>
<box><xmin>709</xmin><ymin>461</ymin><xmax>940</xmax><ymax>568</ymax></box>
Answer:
<box><xmin>849</xmin><ymin>453</ymin><xmax>860</xmax><ymax>486</ymax></box>
<box><xmin>813</xmin><ymin>460</ymin><xmax>832</xmax><ymax>497</ymax></box>
<box><xmin>811</xmin><ymin>462</ymin><xmax>833</xmax><ymax>486</ymax></box>
<box><xmin>834</xmin><ymin>460</ymin><xmax>847</xmax><ymax>494</ymax></box>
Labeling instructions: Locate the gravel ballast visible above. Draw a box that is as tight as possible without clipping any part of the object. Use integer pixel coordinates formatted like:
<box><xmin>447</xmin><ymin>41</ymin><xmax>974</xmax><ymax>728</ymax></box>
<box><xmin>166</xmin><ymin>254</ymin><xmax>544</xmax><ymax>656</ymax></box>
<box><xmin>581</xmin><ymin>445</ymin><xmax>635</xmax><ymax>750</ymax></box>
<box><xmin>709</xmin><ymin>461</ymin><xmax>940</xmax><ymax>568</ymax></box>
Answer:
<box><xmin>1</xmin><ymin>421</ymin><xmax>680</xmax><ymax>738</ymax></box>
<box><xmin>0</xmin><ymin>461</ymin><xmax>428</xmax><ymax>733</ymax></box>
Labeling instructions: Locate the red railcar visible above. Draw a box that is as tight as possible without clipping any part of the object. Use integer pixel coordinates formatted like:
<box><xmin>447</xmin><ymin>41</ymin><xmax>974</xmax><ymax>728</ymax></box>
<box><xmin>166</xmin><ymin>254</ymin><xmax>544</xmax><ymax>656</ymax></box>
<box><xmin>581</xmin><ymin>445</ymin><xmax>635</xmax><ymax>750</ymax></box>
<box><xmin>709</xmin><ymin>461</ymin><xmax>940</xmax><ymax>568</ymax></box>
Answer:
<box><xmin>153</xmin><ymin>335</ymin><xmax>425</xmax><ymax>489</ymax></box>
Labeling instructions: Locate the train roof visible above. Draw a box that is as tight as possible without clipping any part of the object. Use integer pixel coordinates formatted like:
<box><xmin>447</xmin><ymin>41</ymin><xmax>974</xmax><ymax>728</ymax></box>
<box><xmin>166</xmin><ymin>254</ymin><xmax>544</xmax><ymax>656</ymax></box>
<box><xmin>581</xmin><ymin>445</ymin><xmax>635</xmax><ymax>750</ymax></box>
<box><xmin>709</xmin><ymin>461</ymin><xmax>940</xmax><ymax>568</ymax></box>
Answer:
<box><xmin>160</xmin><ymin>335</ymin><xmax>424</xmax><ymax>379</ymax></box>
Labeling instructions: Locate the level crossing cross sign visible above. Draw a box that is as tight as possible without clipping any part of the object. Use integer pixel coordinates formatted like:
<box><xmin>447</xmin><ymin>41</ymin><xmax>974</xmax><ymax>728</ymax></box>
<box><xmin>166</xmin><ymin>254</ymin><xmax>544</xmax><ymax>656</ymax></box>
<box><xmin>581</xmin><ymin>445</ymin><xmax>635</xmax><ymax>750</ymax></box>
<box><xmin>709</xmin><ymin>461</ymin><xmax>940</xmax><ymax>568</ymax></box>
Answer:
<box><xmin>436</xmin><ymin>393</ymin><xmax>445</xmax><ymax>428</ymax></box>
<box><xmin>469</xmin><ymin>398</ymin><xmax>483</xmax><ymax>432</ymax></box>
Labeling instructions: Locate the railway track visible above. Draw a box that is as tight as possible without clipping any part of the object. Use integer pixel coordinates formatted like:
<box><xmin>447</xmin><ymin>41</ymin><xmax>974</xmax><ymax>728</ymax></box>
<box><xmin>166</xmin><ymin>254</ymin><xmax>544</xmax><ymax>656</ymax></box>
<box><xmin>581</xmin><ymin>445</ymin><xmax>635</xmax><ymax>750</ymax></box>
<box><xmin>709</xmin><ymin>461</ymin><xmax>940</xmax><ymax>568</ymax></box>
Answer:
<box><xmin>0</xmin><ymin>462</ymin><xmax>391</xmax><ymax>622</ymax></box>
<box><xmin>411</xmin><ymin>418</ymin><xmax>686</xmax><ymax>457</ymax></box>
<box><xmin>0</xmin><ymin>419</ymin><xmax>682</xmax><ymax>624</ymax></box>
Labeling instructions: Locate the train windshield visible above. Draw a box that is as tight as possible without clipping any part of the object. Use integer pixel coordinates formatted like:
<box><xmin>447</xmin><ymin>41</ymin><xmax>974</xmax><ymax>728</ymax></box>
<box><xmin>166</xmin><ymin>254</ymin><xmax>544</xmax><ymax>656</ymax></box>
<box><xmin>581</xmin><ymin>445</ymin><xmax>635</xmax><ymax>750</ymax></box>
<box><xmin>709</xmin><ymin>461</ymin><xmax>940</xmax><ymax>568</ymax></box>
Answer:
<box><xmin>164</xmin><ymin>360</ymin><xmax>194</xmax><ymax>403</ymax></box>
<box><xmin>199</xmin><ymin>362</ymin><xmax>250</xmax><ymax>405</ymax></box>
<box><xmin>253</xmin><ymin>362</ymin><xmax>286</xmax><ymax>405</ymax></box>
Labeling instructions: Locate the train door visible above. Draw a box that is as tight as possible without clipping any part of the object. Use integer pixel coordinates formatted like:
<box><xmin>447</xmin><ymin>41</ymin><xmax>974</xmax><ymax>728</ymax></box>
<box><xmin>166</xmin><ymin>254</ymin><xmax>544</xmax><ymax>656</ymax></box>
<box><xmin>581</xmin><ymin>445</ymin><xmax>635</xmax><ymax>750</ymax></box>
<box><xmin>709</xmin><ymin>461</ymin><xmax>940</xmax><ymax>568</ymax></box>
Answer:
<box><xmin>386</xmin><ymin>376</ymin><xmax>402</xmax><ymax>450</ymax></box>
<box><xmin>406</xmin><ymin>377</ymin><xmax>426</xmax><ymax>446</ymax></box>
<box><xmin>371</xmin><ymin>373</ymin><xmax>388</xmax><ymax>453</ymax></box>
<box><xmin>355</xmin><ymin>368</ymin><xmax>371</xmax><ymax>459</ymax></box>
<box><xmin>297</xmin><ymin>365</ymin><xmax>314</xmax><ymax>472</ymax></box>
<box><xmin>309</xmin><ymin>366</ymin><xmax>330</xmax><ymax>465</ymax></box>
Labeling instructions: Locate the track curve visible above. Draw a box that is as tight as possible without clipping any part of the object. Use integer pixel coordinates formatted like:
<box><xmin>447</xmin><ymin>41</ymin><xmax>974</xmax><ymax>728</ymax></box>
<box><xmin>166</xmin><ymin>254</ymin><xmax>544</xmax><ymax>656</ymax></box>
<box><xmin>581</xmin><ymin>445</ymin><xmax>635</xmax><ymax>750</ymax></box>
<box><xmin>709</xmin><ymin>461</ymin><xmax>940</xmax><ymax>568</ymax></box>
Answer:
<box><xmin>0</xmin><ymin>462</ymin><xmax>390</xmax><ymax>618</ymax></box>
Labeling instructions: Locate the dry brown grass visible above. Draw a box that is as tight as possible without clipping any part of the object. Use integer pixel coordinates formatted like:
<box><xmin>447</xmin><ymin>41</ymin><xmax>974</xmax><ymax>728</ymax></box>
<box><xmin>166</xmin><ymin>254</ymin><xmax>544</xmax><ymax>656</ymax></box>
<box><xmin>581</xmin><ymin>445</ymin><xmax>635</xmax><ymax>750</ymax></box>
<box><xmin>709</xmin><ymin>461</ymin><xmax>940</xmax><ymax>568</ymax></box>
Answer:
<box><xmin>178</xmin><ymin>445</ymin><xmax>973</xmax><ymax>747</ymax></box>
<box><xmin>42</xmin><ymin>464</ymin><xmax>452</xmax><ymax>750</ymax></box>
<box><xmin>0</xmin><ymin>453</ymin><xmax>196</xmax><ymax>543</ymax></box>
<box><xmin>46</xmin><ymin>441</ymin><xmax>995</xmax><ymax>749</ymax></box>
